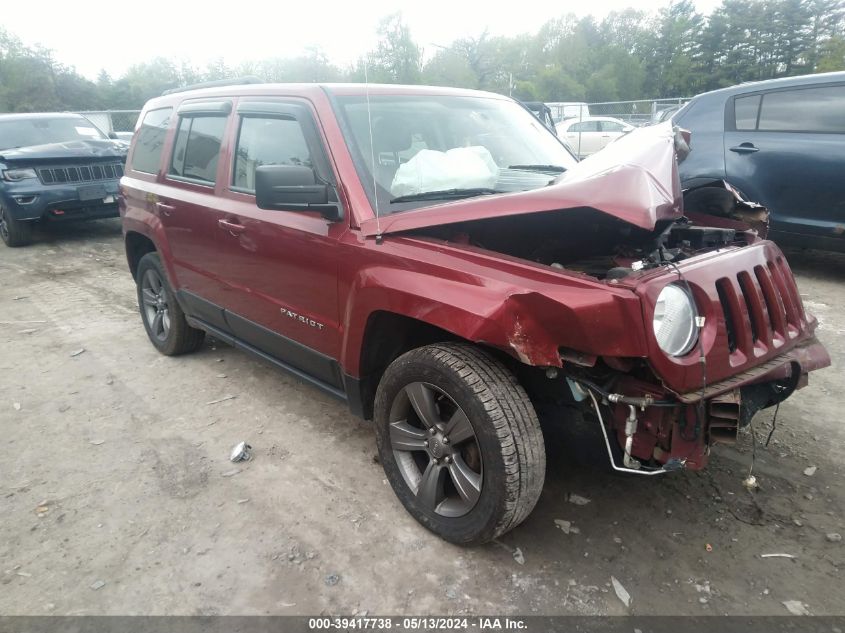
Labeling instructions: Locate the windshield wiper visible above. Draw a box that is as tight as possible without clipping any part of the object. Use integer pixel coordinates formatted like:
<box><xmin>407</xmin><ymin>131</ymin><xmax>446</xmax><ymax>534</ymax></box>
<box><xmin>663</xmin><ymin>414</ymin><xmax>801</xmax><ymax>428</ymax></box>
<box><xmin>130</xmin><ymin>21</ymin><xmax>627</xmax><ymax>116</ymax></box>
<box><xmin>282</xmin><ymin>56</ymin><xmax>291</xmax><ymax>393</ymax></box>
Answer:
<box><xmin>507</xmin><ymin>164</ymin><xmax>567</xmax><ymax>173</ymax></box>
<box><xmin>390</xmin><ymin>188</ymin><xmax>503</xmax><ymax>203</ymax></box>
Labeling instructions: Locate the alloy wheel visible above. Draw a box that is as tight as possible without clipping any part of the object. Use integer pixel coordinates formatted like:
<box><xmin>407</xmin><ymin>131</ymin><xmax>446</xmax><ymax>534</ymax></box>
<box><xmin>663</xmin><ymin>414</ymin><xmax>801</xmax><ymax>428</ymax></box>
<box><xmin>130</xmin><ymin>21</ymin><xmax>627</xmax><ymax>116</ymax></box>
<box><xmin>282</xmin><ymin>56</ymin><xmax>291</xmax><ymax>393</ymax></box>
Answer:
<box><xmin>140</xmin><ymin>268</ymin><xmax>171</xmax><ymax>342</ymax></box>
<box><xmin>389</xmin><ymin>381</ymin><xmax>483</xmax><ymax>517</ymax></box>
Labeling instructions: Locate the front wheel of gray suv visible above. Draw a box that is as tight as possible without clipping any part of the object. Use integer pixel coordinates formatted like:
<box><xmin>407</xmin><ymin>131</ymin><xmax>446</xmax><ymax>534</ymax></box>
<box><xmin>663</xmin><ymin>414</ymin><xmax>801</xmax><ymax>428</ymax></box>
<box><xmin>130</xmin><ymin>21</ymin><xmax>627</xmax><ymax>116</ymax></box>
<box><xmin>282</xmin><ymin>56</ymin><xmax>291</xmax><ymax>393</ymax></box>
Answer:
<box><xmin>136</xmin><ymin>252</ymin><xmax>205</xmax><ymax>355</ymax></box>
<box><xmin>0</xmin><ymin>205</ymin><xmax>34</xmax><ymax>247</ymax></box>
<box><xmin>374</xmin><ymin>343</ymin><xmax>546</xmax><ymax>545</ymax></box>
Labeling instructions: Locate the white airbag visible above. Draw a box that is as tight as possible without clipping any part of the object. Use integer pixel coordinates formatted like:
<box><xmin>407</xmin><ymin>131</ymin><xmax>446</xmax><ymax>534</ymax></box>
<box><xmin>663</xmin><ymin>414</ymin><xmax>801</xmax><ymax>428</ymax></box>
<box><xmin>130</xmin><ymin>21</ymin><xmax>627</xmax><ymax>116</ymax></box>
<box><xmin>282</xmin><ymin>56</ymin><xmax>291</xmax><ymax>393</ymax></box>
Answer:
<box><xmin>390</xmin><ymin>146</ymin><xmax>499</xmax><ymax>197</ymax></box>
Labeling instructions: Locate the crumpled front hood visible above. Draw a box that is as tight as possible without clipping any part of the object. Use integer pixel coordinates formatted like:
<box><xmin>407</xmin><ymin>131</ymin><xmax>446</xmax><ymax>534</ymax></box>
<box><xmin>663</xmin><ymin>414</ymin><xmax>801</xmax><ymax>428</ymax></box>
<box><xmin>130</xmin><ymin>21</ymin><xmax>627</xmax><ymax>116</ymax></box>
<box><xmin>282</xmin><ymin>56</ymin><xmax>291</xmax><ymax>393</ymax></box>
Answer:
<box><xmin>0</xmin><ymin>139</ymin><xmax>128</xmax><ymax>164</ymax></box>
<box><xmin>360</xmin><ymin>121</ymin><xmax>682</xmax><ymax>237</ymax></box>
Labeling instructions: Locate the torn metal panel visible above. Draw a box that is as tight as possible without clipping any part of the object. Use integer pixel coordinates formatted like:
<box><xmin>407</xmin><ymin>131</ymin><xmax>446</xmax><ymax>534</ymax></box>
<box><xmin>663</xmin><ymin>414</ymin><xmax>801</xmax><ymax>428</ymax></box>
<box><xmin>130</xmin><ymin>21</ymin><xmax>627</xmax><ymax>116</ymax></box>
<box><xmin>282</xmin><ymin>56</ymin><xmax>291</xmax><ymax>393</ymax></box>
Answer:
<box><xmin>470</xmin><ymin>289</ymin><xmax>649</xmax><ymax>367</ymax></box>
<box><xmin>684</xmin><ymin>179</ymin><xmax>770</xmax><ymax>237</ymax></box>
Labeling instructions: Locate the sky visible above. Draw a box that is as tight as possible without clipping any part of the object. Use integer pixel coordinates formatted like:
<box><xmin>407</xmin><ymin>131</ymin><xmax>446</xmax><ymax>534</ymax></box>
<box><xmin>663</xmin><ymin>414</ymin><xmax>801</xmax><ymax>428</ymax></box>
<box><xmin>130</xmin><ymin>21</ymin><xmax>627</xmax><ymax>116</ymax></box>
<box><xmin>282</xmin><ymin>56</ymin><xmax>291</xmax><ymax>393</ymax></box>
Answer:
<box><xmin>3</xmin><ymin>0</ymin><xmax>722</xmax><ymax>80</ymax></box>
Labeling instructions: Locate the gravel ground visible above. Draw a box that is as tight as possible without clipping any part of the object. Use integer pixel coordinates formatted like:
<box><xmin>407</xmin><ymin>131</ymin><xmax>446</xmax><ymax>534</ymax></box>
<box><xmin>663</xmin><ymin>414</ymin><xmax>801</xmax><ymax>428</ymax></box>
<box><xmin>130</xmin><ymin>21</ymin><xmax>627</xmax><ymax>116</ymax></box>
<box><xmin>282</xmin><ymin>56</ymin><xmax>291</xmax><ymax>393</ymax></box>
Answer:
<box><xmin>1</xmin><ymin>219</ymin><xmax>842</xmax><ymax>616</ymax></box>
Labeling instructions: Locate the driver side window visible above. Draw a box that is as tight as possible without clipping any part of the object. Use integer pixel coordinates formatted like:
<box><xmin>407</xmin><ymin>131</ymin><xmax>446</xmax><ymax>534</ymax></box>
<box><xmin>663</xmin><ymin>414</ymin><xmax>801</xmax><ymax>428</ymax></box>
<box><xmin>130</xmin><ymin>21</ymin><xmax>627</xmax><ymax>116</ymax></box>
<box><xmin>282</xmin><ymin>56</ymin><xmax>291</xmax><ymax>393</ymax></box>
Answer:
<box><xmin>232</xmin><ymin>116</ymin><xmax>312</xmax><ymax>192</ymax></box>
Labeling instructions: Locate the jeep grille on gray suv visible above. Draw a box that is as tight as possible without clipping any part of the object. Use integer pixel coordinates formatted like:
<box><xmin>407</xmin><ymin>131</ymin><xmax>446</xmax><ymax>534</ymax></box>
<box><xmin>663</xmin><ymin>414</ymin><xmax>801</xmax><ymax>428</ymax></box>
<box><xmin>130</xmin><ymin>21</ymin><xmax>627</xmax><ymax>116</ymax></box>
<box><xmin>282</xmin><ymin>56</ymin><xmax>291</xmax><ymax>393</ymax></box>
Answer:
<box><xmin>37</xmin><ymin>163</ymin><xmax>124</xmax><ymax>185</ymax></box>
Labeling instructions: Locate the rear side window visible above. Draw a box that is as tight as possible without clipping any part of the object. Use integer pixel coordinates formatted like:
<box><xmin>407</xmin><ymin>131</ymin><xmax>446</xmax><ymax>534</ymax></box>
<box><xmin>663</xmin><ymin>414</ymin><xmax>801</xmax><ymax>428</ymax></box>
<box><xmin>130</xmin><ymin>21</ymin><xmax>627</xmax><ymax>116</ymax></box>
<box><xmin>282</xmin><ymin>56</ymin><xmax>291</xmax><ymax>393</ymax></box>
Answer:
<box><xmin>734</xmin><ymin>95</ymin><xmax>761</xmax><ymax>130</ymax></box>
<box><xmin>130</xmin><ymin>108</ymin><xmax>172</xmax><ymax>174</ymax></box>
<box><xmin>758</xmin><ymin>85</ymin><xmax>845</xmax><ymax>133</ymax></box>
<box><xmin>233</xmin><ymin>117</ymin><xmax>312</xmax><ymax>191</ymax></box>
<box><xmin>569</xmin><ymin>121</ymin><xmax>599</xmax><ymax>133</ymax></box>
<box><xmin>169</xmin><ymin>115</ymin><xmax>228</xmax><ymax>184</ymax></box>
<box><xmin>600</xmin><ymin>121</ymin><xmax>625</xmax><ymax>132</ymax></box>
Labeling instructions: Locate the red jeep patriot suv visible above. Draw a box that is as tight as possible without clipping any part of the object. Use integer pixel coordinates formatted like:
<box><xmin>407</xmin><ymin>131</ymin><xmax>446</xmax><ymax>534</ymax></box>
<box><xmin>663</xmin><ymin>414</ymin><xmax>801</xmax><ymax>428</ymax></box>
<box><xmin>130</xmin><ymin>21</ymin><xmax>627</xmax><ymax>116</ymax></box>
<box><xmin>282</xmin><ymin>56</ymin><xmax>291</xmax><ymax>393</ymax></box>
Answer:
<box><xmin>120</xmin><ymin>80</ymin><xmax>830</xmax><ymax>545</ymax></box>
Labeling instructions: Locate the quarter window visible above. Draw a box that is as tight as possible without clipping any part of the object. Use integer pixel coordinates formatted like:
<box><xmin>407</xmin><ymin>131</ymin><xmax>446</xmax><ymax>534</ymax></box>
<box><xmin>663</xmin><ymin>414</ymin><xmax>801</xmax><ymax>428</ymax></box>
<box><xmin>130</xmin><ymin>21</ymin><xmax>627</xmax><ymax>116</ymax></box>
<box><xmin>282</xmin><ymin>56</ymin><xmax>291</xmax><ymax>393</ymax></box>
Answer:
<box><xmin>758</xmin><ymin>85</ymin><xmax>845</xmax><ymax>133</ymax></box>
<box><xmin>130</xmin><ymin>108</ymin><xmax>172</xmax><ymax>174</ymax></box>
<box><xmin>734</xmin><ymin>95</ymin><xmax>761</xmax><ymax>130</ymax></box>
<box><xmin>569</xmin><ymin>121</ymin><xmax>599</xmax><ymax>133</ymax></box>
<box><xmin>169</xmin><ymin>115</ymin><xmax>228</xmax><ymax>184</ymax></box>
<box><xmin>600</xmin><ymin>121</ymin><xmax>625</xmax><ymax>132</ymax></box>
<box><xmin>232</xmin><ymin>117</ymin><xmax>312</xmax><ymax>191</ymax></box>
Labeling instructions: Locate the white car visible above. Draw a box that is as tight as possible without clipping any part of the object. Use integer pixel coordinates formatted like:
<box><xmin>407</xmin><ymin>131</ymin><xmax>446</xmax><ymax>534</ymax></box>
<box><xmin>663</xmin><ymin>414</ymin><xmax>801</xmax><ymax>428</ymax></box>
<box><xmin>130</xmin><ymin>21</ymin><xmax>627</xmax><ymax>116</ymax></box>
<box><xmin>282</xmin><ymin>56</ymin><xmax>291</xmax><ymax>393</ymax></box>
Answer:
<box><xmin>556</xmin><ymin>117</ymin><xmax>635</xmax><ymax>157</ymax></box>
<box><xmin>547</xmin><ymin>102</ymin><xmax>591</xmax><ymax>122</ymax></box>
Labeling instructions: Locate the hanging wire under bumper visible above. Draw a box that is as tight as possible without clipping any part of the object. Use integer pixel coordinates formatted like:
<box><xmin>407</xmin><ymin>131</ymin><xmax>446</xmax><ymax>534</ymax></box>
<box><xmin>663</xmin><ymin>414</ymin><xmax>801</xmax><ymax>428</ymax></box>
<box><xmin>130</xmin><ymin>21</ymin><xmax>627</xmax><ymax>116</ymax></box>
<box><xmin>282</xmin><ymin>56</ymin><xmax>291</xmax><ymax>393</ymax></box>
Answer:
<box><xmin>585</xmin><ymin>388</ymin><xmax>686</xmax><ymax>476</ymax></box>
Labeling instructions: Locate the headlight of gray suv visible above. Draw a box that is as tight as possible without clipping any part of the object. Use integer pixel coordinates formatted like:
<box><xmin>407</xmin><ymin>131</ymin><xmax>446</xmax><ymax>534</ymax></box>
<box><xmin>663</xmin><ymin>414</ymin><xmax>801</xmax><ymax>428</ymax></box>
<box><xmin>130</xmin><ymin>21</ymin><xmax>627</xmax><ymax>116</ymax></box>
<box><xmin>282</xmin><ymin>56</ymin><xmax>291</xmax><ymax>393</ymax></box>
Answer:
<box><xmin>2</xmin><ymin>168</ymin><xmax>38</xmax><ymax>182</ymax></box>
<box><xmin>653</xmin><ymin>283</ymin><xmax>698</xmax><ymax>357</ymax></box>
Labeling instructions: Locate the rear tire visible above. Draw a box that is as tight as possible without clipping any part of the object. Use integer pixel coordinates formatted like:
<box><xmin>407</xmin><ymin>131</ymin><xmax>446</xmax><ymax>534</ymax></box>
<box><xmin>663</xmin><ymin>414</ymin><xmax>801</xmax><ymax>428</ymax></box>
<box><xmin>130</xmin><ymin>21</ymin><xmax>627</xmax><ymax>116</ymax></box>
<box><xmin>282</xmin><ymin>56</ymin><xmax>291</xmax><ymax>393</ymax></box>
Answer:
<box><xmin>0</xmin><ymin>205</ymin><xmax>34</xmax><ymax>247</ymax></box>
<box><xmin>374</xmin><ymin>343</ymin><xmax>545</xmax><ymax>545</ymax></box>
<box><xmin>136</xmin><ymin>252</ymin><xmax>205</xmax><ymax>355</ymax></box>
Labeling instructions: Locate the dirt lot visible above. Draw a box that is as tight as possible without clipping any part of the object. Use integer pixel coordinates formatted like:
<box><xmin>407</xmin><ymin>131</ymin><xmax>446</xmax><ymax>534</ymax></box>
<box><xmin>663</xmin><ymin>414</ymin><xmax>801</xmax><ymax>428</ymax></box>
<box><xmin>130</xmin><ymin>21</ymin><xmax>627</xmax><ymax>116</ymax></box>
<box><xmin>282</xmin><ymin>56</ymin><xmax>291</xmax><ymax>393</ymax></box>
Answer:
<box><xmin>1</xmin><ymin>219</ymin><xmax>843</xmax><ymax>616</ymax></box>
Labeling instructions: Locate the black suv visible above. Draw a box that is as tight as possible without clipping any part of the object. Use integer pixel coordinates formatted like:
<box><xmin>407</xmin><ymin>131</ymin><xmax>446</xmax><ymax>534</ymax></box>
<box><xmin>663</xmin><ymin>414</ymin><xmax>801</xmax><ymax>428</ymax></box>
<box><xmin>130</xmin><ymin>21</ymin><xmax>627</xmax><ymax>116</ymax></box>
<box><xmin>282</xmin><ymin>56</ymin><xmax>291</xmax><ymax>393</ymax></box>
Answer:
<box><xmin>0</xmin><ymin>112</ymin><xmax>128</xmax><ymax>247</ymax></box>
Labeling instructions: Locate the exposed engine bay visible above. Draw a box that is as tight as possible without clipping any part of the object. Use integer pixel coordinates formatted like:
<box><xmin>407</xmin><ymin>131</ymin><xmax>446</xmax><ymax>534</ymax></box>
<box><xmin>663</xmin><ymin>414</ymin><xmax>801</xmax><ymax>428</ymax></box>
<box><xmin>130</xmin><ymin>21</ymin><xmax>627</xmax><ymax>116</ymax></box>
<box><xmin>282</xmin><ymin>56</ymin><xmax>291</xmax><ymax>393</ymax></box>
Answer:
<box><xmin>414</xmin><ymin>178</ymin><xmax>767</xmax><ymax>281</ymax></box>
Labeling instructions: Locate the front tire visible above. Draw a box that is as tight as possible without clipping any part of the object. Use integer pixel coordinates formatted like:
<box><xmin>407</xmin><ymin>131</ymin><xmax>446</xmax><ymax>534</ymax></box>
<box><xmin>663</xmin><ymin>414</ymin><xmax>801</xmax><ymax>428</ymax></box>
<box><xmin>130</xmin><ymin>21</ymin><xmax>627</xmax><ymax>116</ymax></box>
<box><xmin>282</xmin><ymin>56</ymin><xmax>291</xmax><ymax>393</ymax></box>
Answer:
<box><xmin>0</xmin><ymin>205</ymin><xmax>34</xmax><ymax>247</ymax></box>
<box><xmin>374</xmin><ymin>343</ymin><xmax>545</xmax><ymax>545</ymax></box>
<box><xmin>136</xmin><ymin>252</ymin><xmax>205</xmax><ymax>355</ymax></box>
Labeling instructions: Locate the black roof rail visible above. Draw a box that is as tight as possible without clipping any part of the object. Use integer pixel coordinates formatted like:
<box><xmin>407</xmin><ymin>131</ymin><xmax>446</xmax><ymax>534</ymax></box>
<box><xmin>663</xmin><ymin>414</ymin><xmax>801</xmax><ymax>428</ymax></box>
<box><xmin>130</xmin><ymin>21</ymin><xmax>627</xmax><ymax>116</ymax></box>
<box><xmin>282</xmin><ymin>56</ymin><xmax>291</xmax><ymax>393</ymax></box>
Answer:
<box><xmin>161</xmin><ymin>76</ymin><xmax>263</xmax><ymax>96</ymax></box>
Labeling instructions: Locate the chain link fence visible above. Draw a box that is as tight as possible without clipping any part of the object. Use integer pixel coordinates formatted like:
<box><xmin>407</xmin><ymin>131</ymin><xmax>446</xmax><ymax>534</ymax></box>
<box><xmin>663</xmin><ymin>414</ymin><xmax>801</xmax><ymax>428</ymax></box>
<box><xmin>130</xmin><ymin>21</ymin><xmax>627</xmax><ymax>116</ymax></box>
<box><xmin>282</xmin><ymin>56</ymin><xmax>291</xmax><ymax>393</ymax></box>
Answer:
<box><xmin>76</xmin><ymin>110</ymin><xmax>141</xmax><ymax>137</ymax></box>
<box><xmin>547</xmin><ymin>99</ymin><xmax>690</xmax><ymax>127</ymax></box>
<box><xmin>584</xmin><ymin>98</ymin><xmax>690</xmax><ymax>127</ymax></box>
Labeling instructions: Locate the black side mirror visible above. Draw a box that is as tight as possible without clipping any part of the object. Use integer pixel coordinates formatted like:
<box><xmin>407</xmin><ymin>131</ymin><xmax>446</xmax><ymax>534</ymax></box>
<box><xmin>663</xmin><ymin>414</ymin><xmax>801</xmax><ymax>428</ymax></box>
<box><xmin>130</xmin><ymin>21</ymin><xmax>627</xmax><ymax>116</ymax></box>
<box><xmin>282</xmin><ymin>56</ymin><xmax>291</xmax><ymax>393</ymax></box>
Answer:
<box><xmin>255</xmin><ymin>165</ymin><xmax>341</xmax><ymax>221</ymax></box>
<box><xmin>108</xmin><ymin>131</ymin><xmax>119</xmax><ymax>140</ymax></box>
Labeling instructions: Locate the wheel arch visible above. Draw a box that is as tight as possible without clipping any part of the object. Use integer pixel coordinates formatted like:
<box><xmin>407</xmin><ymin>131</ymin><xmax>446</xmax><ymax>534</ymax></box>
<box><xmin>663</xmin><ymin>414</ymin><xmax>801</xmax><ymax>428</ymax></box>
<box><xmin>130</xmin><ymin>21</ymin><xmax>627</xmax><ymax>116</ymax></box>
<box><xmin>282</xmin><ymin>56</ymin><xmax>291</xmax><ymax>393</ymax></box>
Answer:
<box><xmin>125</xmin><ymin>230</ymin><xmax>158</xmax><ymax>280</ymax></box>
<box><xmin>349</xmin><ymin>309</ymin><xmax>531</xmax><ymax>419</ymax></box>
<box><xmin>351</xmin><ymin>310</ymin><xmax>463</xmax><ymax>419</ymax></box>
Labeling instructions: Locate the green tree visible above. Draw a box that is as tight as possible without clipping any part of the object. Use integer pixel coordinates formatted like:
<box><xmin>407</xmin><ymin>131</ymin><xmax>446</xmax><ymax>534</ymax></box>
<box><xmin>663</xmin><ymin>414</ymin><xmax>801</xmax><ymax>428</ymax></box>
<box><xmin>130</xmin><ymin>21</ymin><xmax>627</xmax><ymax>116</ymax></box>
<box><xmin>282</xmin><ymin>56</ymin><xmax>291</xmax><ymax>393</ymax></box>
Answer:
<box><xmin>422</xmin><ymin>47</ymin><xmax>478</xmax><ymax>88</ymax></box>
<box><xmin>534</xmin><ymin>66</ymin><xmax>586</xmax><ymax>101</ymax></box>
<box><xmin>0</xmin><ymin>28</ymin><xmax>100</xmax><ymax>112</ymax></box>
<box><xmin>203</xmin><ymin>58</ymin><xmax>233</xmax><ymax>81</ymax></box>
<box><xmin>3</xmin><ymin>1</ymin><xmax>845</xmax><ymax>114</ymax></box>
<box><xmin>817</xmin><ymin>34</ymin><xmax>845</xmax><ymax>69</ymax></box>
<box><xmin>368</xmin><ymin>13</ymin><xmax>422</xmax><ymax>84</ymax></box>
<box><xmin>257</xmin><ymin>48</ymin><xmax>341</xmax><ymax>83</ymax></box>
<box><xmin>644</xmin><ymin>0</ymin><xmax>704</xmax><ymax>96</ymax></box>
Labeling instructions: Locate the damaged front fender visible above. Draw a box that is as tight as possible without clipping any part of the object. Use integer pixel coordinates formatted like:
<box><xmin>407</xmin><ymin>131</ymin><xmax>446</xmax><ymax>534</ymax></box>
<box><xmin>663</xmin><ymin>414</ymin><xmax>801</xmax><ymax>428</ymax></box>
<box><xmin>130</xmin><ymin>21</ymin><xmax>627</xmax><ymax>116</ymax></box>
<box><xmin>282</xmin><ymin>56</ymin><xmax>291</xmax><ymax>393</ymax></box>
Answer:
<box><xmin>339</xmin><ymin>252</ymin><xmax>650</xmax><ymax>375</ymax></box>
<box><xmin>473</xmin><ymin>290</ymin><xmax>649</xmax><ymax>366</ymax></box>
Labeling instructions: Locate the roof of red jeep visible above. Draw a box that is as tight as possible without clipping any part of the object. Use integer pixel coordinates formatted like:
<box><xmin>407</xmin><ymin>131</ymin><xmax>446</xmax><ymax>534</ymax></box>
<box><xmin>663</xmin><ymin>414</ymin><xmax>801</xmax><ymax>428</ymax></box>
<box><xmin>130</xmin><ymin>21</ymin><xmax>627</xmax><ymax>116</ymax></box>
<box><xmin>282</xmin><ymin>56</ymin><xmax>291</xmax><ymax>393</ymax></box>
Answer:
<box><xmin>144</xmin><ymin>83</ymin><xmax>509</xmax><ymax>109</ymax></box>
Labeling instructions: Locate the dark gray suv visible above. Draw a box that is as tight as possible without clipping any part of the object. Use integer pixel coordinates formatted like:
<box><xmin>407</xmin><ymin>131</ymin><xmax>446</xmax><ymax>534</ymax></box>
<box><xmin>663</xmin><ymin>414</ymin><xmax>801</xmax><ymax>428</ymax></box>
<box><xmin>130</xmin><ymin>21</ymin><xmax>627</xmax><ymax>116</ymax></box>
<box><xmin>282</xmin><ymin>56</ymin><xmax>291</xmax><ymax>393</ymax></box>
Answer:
<box><xmin>674</xmin><ymin>71</ymin><xmax>845</xmax><ymax>253</ymax></box>
<box><xmin>0</xmin><ymin>113</ymin><xmax>127</xmax><ymax>247</ymax></box>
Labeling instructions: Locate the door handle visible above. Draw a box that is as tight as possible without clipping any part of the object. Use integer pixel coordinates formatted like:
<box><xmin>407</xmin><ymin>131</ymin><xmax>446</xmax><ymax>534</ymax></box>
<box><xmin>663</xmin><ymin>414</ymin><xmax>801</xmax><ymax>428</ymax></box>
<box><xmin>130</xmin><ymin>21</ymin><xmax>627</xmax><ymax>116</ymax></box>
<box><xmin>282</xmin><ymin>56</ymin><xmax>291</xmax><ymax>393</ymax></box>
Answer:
<box><xmin>156</xmin><ymin>202</ymin><xmax>176</xmax><ymax>217</ymax></box>
<box><xmin>218</xmin><ymin>218</ymin><xmax>246</xmax><ymax>236</ymax></box>
<box><xmin>729</xmin><ymin>143</ymin><xmax>759</xmax><ymax>154</ymax></box>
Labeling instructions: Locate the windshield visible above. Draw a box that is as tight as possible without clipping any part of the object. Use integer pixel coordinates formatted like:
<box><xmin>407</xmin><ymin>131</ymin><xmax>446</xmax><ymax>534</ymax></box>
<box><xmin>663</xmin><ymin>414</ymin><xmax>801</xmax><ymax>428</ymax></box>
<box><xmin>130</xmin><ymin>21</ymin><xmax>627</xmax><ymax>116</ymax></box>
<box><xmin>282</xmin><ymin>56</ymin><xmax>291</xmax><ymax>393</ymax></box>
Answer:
<box><xmin>333</xmin><ymin>94</ymin><xmax>578</xmax><ymax>215</ymax></box>
<box><xmin>0</xmin><ymin>116</ymin><xmax>108</xmax><ymax>151</ymax></box>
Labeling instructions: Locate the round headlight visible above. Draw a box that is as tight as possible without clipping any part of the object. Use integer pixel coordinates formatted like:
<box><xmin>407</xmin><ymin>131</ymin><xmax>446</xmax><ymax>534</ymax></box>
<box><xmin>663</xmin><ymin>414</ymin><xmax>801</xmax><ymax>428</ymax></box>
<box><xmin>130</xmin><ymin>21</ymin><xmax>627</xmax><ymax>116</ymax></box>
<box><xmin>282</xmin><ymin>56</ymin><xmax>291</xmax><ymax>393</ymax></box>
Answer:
<box><xmin>653</xmin><ymin>283</ymin><xmax>698</xmax><ymax>357</ymax></box>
